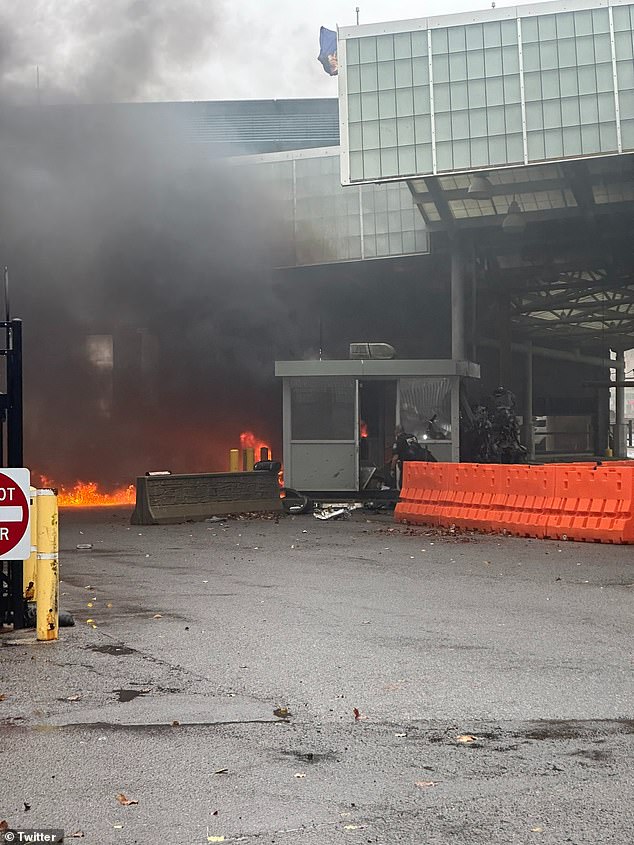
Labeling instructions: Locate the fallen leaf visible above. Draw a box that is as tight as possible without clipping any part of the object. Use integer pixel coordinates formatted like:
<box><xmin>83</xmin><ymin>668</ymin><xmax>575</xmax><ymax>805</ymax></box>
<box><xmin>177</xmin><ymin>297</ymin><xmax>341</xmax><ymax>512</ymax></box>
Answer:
<box><xmin>67</xmin><ymin>694</ymin><xmax>81</xmax><ymax>702</ymax></box>
<box><xmin>415</xmin><ymin>781</ymin><xmax>437</xmax><ymax>788</ymax></box>
<box><xmin>456</xmin><ymin>734</ymin><xmax>477</xmax><ymax>744</ymax></box>
<box><xmin>207</xmin><ymin>837</ymin><xmax>225</xmax><ymax>843</ymax></box>
<box><xmin>85</xmin><ymin>619</ymin><xmax>94</xmax><ymax>624</ymax></box>
<box><xmin>0</xmin><ymin>821</ymin><xmax>8</xmax><ymax>832</ymax></box>
<box><xmin>294</xmin><ymin>772</ymin><xmax>306</xmax><ymax>778</ymax></box>
<box><xmin>214</xmin><ymin>768</ymin><xmax>229</xmax><ymax>775</ymax></box>
<box><xmin>152</xmin><ymin>614</ymin><xmax>162</xmax><ymax>619</ymax></box>
<box><xmin>106</xmin><ymin>602</ymin><xmax>113</xmax><ymax>608</ymax></box>
<box><xmin>92</xmin><ymin>624</ymin><xmax>98</xmax><ymax>629</ymax></box>
<box><xmin>116</xmin><ymin>793</ymin><xmax>138</xmax><ymax>806</ymax></box>
<box><xmin>273</xmin><ymin>707</ymin><xmax>290</xmax><ymax>718</ymax></box>
<box><xmin>353</xmin><ymin>708</ymin><xmax>366</xmax><ymax>721</ymax></box>
<box><xmin>0</xmin><ymin>694</ymin><xmax>6</xmax><ymax>702</ymax></box>
<box><xmin>69</xmin><ymin>833</ymin><xmax>85</xmax><ymax>839</ymax></box>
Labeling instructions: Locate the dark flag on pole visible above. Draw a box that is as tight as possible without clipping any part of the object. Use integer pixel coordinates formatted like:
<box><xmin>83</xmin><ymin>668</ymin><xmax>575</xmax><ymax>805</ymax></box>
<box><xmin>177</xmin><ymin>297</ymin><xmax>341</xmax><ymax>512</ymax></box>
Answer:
<box><xmin>318</xmin><ymin>27</ymin><xmax>338</xmax><ymax>76</ymax></box>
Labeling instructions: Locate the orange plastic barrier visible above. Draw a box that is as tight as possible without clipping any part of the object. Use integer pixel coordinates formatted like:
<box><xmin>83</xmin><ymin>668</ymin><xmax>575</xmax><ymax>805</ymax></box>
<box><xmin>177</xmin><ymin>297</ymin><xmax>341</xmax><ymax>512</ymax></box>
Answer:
<box><xmin>395</xmin><ymin>462</ymin><xmax>634</xmax><ymax>544</ymax></box>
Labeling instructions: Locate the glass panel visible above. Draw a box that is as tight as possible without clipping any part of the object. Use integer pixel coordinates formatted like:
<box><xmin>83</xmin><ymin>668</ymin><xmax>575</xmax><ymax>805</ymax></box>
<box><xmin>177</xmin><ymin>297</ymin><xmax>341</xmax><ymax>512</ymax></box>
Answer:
<box><xmin>414</xmin><ymin>114</ymin><xmax>432</xmax><ymax>142</ymax></box>
<box><xmin>359</xmin><ymin>36</ymin><xmax>378</xmax><ymax>63</ymax></box>
<box><xmin>485</xmin><ymin>77</ymin><xmax>504</xmax><ymax>106</ymax></box>
<box><xmin>397</xmin><ymin>117</ymin><xmax>415</xmax><ymax>145</ymax></box>
<box><xmin>501</xmin><ymin>20</ymin><xmax>517</xmax><ymax>46</ymax></box>
<box><xmin>618</xmin><ymin>60</ymin><xmax>634</xmax><ymax>90</ymax></box>
<box><xmin>466</xmin><ymin>23</ymin><xmax>484</xmax><ymax>50</ymax></box>
<box><xmin>466</xmin><ymin>50</ymin><xmax>485</xmax><ymax>78</ymax></box>
<box><xmin>594</xmin><ymin>34</ymin><xmax>612</xmax><ymax>64</ymax></box>
<box><xmin>505</xmin><ymin>103</ymin><xmax>523</xmax><ymax>133</ymax></box>
<box><xmin>451</xmin><ymin>110</ymin><xmax>470</xmax><ymax>139</ymax></box>
<box><xmin>412</xmin><ymin>57</ymin><xmax>429</xmax><ymax>86</ymax></box>
<box><xmin>485</xmin><ymin>47</ymin><xmax>503</xmax><ymax>76</ymax></box>
<box><xmin>578</xmin><ymin>66</ymin><xmax>597</xmax><ymax>96</ymax></box>
<box><xmin>622</xmin><ymin>119</ymin><xmax>634</xmax><ymax>149</ymax></box>
<box><xmin>581</xmin><ymin>123</ymin><xmax>601</xmax><ymax>154</ymax></box>
<box><xmin>470</xmin><ymin>108</ymin><xmax>487</xmax><ymax>137</ymax></box>
<box><xmin>379</xmin><ymin>118</ymin><xmax>397</xmax><ymax>146</ymax></box>
<box><xmin>524</xmin><ymin>71</ymin><xmax>542</xmax><ymax>101</ymax></box>
<box><xmin>376</xmin><ymin>35</ymin><xmax>394</xmax><ymax>61</ymax></box>
<box><xmin>380</xmin><ymin>148</ymin><xmax>398</xmax><ymax>177</ymax></box>
<box><xmin>560</xmin><ymin>67</ymin><xmax>580</xmax><ymax>97</ymax></box>
<box><xmin>378</xmin><ymin>90</ymin><xmax>396</xmax><ymax>119</ymax></box>
<box><xmin>576</xmin><ymin>35</ymin><xmax>596</xmax><ymax>65</ymax></box>
<box><xmin>434</xmin><ymin>83</ymin><xmax>450</xmax><ymax>111</ymax></box>
<box><xmin>557</xmin><ymin>38</ymin><xmax>577</xmax><ymax>68</ymax></box>
<box><xmin>557</xmin><ymin>12</ymin><xmax>575</xmax><ymax>39</ymax></box>
<box><xmin>291</xmin><ymin>378</ymin><xmax>355</xmax><ymax>441</ymax></box>
<box><xmin>574</xmin><ymin>10</ymin><xmax>593</xmax><ymax>37</ymax></box>
<box><xmin>433</xmin><ymin>54</ymin><xmax>450</xmax><ymax>83</ymax></box>
<box><xmin>579</xmin><ymin>95</ymin><xmax>599</xmax><ymax>124</ymax></box>
<box><xmin>436</xmin><ymin>142</ymin><xmax>453</xmax><ymax>171</ymax></box>
<box><xmin>413</xmin><ymin>86</ymin><xmax>432</xmax><ymax>114</ymax></box>
<box><xmin>411</xmin><ymin>31</ymin><xmax>428</xmax><ymax>57</ymax></box>
<box><xmin>526</xmin><ymin>101</ymin><xmax>544</xmax><ymax>130</ymax></box>
<box><xmin>396</xmin><ymin>88</ymin><xmax>414</xmax><ymax>116</ymax></box>
<box><xmin>489</xmin><ymin>135</ymin><xmax>507</xmax><ymax>165</ymax></box>
<box><xmin>615</xmin><ymin>31</ymin><xmax>634</xmax><ymax>61</ymax></box>
<box><xmin>502</xmin><ymin>46</ymin><xmax>520</xmax><ymax>74</ymax></box>
<box><xmin>395</xmin><ymin>58</ymin><xmax>414</xmax><ymax>87</ymax></box>
<box><xmin>544</xmin><ymin>128</ymin><xmax>564</xmax><ymax>158</ymax></box>
<box><xmin>348</xmin><ymin>65</ymin><xmax>361</xmax><ymax>93</ymax></box>
<box><xmin>487</xmin><ymin>105</ymin><xmax>505</xmax><ymax>134</ymax></box>
<box><xmin>361</xmin><ymin>92</ymin><xmax>379</xmax><ymax>120</ymax></box>
<box><xmin>538</xmin><ymin>15</ymin><xmax>557</xmax><ymax>41</ymax></box>
<box><xmin>470</xmin><ymin>137</ymin><xmax>489</xmax><ymax>166</ymax></box>
<box><xmin>431</xmin><ymin>28</ymin><xmax>449</xmax><ymax>52</ymax></box>
<box><xmin>543</xmin><ymin>99</ymin><xmax>562</xmax><ymax>129</ymax></box>
<box><xmin>521</xmin><ymin>17</ymin><xmax>539</xmax><ymax>42</ymax></box>
<box><xmin>523</xmin><ymin>42</ymin><xmax>540</xmax><ymax>72</ymax></box>
<box><xmin>398</xmin><ymin>145</ymin><xmax>416</xmax><ymax>174</ymax></box>
<box><xmin>561</xmin><ymin>97</ymin><xmax>581</xmax><ymax>126</ymax></box>
<box><xmin>599</xmin><ymin>122</ymin><xmax>617</xmax><ymax>150</ymax></box>
<box><xmin>415</xmin><ymin>144</ymin><xmax>433</xmax><ymax>172</ymax></box>
<box><xmin>613</xmin><ymin>7</ymin><xmax>631</xmax><ymax>31</ymax></box>
<box><xmin>592</xmin><ymin>8</ymin><xmax>610</xmax><ymax>34</ymax></box>
<box><xmin>349</xmin><ymin>122</ymin><xmax>363</xmax><ymax>150</ymax></box>
<box><xmin>540</xmin><ymin>42</ymin><xmax>558</xmax><ymax>70</ymax></box>
<box><xmin>598</xmin><ymin>92</ymin><xmax>616</xmax><ymax>123</ymax></box>
<box><xmin>468</xmin><ymin>79</ymin><xmax>486</xmax><ymax>108</ymax></box>
<box><xmin>484</xmin><ymin>21</ymin><xmax>502</xmax><ymax>48</ymax></box>
<box><xmin>349</xmin><ymin>94</ymin><xmax>362</xmax><ymax>122</ymax></box>
<box><xmin>541</xmin><ymin>70</ymin><xmax>561</xmax><ymax>99</ymax></box>
<box><xmin>362</xmin><ymin>120</ymin><xmax>380</xmax><ymax>148</ymax></box>
<box><xmin>347</xmin><ymin>39</ymin><xmax>360</xmax><ymax>64</ymax></box>
<box><xmin>506</xmin><ymin>133</ymin><xmax>524</xmax><ymax>162</ymax></box>
<box><xmin>436</xmin><ymin>112</ymin><xmax>452</xmax><ymax>141</ymax></box>
<box><xmin>503</xmin><ymin>75</ymin><xmax>521</xmax><ymax>103</ymax></box>
<box><xmin>360</xmin><ymin>63</ymin><xmax>378</xmax><ymax>92</ymax></box>
<box><xmin>350</xmin><ymin>151</ymin><xmax>364</xmax><ymax>181</ymax></box>
<box><xmin>377</xmin><ymin>61</ymin><xmax>396</xmax><ymax>90</ymax></box>
<box><xmin>449</xmin><ymin>52</ymin><xmax>468</xmax><ymax>81</ymax></box>
<box><xmin>563</xmin><ymin>126</ymin><xmax>582</xmax><ymax>156</ymax></box>
<box><xmin>450</xmin><ymin>81</ymin><xmax>469</xmax><ymax>110</ymax></box>
<box><xmin>527</xmin><ymin>130</ymin><xmax>546</xmax><ymax>160</ymax></box>
<box><xmin>394</xmin><ymin>32</ymin><xmax>412</xmax><ymax>59</ymax></box>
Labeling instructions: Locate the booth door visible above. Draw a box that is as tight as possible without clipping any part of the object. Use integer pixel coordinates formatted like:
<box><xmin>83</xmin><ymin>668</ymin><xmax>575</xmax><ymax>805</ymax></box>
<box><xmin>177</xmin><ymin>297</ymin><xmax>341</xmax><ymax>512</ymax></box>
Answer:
<box><xmin>285</xmin><ymin>377</ymin><xmax>358</xmax><ymax>491</ymax></box>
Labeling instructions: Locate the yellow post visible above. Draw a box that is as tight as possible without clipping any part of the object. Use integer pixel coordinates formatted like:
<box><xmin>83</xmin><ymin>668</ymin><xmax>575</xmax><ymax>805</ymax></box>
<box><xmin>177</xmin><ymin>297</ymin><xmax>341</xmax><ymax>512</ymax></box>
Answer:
<box><xmin>245</xmin><ymin>447</ymin><xmax>255</xmax><ymax>471</ymax></box>
<box><xmin>229</xmin><ymin>448</ymin><xmax>240</xmax><ymax>473</ymax></box>
<box><xmin>36</xmin><ymin>489</ymin><xmax>59</xmax><ymax>641</ymax></box>
<box><xmin>23</xmin><ymin>486</ymin><xmax>37</xmax><ymax>601</ymax></box>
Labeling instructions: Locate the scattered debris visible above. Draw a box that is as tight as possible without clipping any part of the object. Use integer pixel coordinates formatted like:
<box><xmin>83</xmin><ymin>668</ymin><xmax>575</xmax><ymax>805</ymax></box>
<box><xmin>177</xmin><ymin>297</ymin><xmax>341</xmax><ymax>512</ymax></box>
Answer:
<box><xmin>314</xmin><ymin>503</ymin><xmax>363</xmax><ymax>521</ymax></box>
<box><xmin>531</xmin><ymin>827</ymin><xmax>544</xmax><ymax>833</ymax></box>
<box><xmin>353</xmin><ymin>708</ymin><xmax>367</xmax><ymax>721</ymax></box>
<box><xmin>23</xmin><ymin>802</ymin><xmax>31</xmax><ymax>812</ymax></box>
<box><xmin>67</xmin><ymin>694</ymin><xmax>82</xmax><ymax>702</ymax></box>
<box><xmin>394</xmin><ymin>732</ymin><xmax>407</xmax><ymax>738</ymax></box>
<box><xmin>152</xmin><ymin>614</ymin><xmax>162</xmax><ymax>619</ymax></box>
<box><xmin>294</xmin><ymin>772</ymin><xmax>306</xmax><ymax>778</ymax></box>
<box><xmin>273</xmin><ymin>707</ymin><xmax>291</xmax><ymax>719</ymax></box>
<box><xmin>171</xmin><ymin>720</ymin><xmax>180</xmax><ymax>727</ymax></box>
<box><xmin>0</xmin><ymin>821</ymin><xmax>8</xmax><ymax>832</ymax></box>
<box><xmin>0</xmin><ymin>694</ymin><xmax>6</xmax><ymax>702</ymax></box>
<box><xmin>456</xmin><ymin>734</ymin><xmax>477</xmax><ymax>744</ymax></box>
<box><xmin>69</xmin><ymin>832</ymin><xmax>85</xmax><ymax>838</ymax></box>
<box><xmin>116</xmin><ymin>793</ymin><xmax>138</xmax><ymax>806</ymax></box>
<box><xmin>214</xmin><ymin>768</ymin><xmax>229</xmax><ymax>775</ymax></box>
<box><xmin>76</xmin><ymin>544</ymin><xmax>93</xmax><ymax>550</ymax></box>
<box><xmin>415</xmin><ymin>781</ymin><xmax>437</xmax><ymax>788</ymax></box>
<box><xmin>343</xmin><ymin>824</ymin><xmax>365</xmax><ymax>830</ymax></box>
<box><xmin>207</xmin><ymin>836</ymin><xmax>225</xmax><ymax>843</ymax></box>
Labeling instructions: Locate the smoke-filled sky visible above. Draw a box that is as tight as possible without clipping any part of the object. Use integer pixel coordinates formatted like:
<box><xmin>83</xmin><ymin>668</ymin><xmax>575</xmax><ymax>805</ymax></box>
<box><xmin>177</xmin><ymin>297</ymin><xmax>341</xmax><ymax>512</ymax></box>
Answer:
<box><xmin>3</xmin><ymin>0</ymin><xmax>540</xmax><ymax>104</ymax></box>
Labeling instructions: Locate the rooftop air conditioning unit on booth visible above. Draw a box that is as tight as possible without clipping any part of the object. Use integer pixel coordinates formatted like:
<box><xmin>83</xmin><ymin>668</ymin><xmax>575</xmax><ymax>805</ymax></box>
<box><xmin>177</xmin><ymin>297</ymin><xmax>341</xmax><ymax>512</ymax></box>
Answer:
<box><xmin>349</xmin><ymin>342</ymin><xmax>396</xmax><ymax>360</ymax></box>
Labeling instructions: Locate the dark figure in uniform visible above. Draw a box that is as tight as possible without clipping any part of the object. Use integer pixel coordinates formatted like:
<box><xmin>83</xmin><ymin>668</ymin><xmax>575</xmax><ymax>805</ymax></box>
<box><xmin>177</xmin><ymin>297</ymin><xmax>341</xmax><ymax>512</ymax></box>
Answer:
<box><xmin>391</xmin><ymin>425</ymin><xmax>436</xmax><ymax>488</ymax></box>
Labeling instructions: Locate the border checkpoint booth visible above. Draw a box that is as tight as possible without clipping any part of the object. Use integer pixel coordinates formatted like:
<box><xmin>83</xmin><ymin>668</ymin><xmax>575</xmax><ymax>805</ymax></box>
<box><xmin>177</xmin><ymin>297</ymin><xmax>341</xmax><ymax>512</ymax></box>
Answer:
<box><xmin>276</xmin><ymin>352</ymin><xmax>479</xmax><ymax>495</ymax></box>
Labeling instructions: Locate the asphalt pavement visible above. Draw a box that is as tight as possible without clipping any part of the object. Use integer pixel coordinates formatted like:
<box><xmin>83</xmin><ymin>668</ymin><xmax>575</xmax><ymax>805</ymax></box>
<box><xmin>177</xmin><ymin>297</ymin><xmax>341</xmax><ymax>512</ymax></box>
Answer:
<box><xmin>0</xmin><ymin>508</ymin><xmax>632</xmax><ymax>844</ymax></box>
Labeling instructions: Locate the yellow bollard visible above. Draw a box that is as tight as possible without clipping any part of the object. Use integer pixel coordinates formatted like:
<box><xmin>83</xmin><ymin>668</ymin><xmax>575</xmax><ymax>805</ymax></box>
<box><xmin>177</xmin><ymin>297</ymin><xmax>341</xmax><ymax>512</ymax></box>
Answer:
<box><xmin>244</xmin><ymin>447</ymin><xmax>255</xmax><ymax>471</ymax></box>
<box><xmin>23</xmin><ymin>486</ymin><xmax>37</xmax><ymax>602</ymax></box>
<box><xmin>36</xmin><ymin>489</ymin><xmax>59</xmax><ymax>641</ymax></box>
<box><xmin>229</xmin><ymin>448</ymin><xmax>240</xmax><ymax>473</ymax></box>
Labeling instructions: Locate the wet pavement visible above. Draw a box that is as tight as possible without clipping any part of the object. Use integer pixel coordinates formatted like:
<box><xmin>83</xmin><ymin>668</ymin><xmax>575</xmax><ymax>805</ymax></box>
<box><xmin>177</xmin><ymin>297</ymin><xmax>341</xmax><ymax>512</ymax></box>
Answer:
<box><xmin>0</xmin><ymin>509</ymin><xmax>632</xmax><ymax>844</ymax></box>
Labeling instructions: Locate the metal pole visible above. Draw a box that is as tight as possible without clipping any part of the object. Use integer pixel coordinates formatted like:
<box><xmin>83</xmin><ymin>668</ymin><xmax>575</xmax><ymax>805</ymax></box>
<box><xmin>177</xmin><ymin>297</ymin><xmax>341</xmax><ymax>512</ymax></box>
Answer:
<box><xmin>451</xmin><ymin>247</ymin><xmax>466</xmax><ymax>361</ymax></box>
<box><xmin>7</xmin><ymin>319</ymin><xmax>23</xmax><ymax>467</ymax></box>
<box><xmin>615</xmin><ymin>350</ymin><xmax>626</xmax><ymax>458</ymax></box>
<box><xmin>523</xmin><ymin>341</ymin><xmax>535</xmax><ymax>460</ymax></box>
<box><xmin>36</xmin><ymin>489</ymin><xmax>59</xmax><ymax>641</ymax></box>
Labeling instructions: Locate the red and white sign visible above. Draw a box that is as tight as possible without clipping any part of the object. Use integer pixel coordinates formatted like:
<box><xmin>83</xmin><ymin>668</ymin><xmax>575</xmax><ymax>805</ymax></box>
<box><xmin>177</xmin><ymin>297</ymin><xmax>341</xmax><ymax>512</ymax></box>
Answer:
<box><xmin>0</xmin><ymin>468</ymin><xmax>31</xmax><ymax>560</ymax></box>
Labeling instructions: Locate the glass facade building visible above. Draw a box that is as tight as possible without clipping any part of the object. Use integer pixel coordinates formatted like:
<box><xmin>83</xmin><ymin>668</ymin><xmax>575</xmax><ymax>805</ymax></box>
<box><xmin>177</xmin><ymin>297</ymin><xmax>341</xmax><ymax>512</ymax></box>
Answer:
<box><xmin>339</xmin><ymin>0</ymin><xmax>634</xmax><ymax>183</ymax></box>
<box><xmin>232</xmin><ymin>147</ymin><xmax>428</xmax><ymax>266</ymax></box>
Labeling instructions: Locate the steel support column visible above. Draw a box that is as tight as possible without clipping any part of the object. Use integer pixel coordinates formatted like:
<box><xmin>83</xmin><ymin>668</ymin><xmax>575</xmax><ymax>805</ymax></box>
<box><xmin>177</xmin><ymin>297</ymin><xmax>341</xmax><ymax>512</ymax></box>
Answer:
<box><xmin>615</xmin><ymin>350</ymin><xmax>627</xmax><ymax>458</ymax></box>
<box><xmin>451</xmin><ymin>247</ymin><xmax>466</xmax><ymax>361</ymax></box>
<box><xmin>523</xmin><ymin>341</ymin><xmax>535</xmax><ymax>461</ymax></box>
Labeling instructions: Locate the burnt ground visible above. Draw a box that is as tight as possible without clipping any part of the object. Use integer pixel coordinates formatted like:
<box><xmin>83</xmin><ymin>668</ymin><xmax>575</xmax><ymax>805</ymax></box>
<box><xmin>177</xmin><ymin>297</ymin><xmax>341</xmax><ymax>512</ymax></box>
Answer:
<box><xmin>0</xmin><ymin>509</ymin><xmax>633</xmax><ymax>844</ymax></box>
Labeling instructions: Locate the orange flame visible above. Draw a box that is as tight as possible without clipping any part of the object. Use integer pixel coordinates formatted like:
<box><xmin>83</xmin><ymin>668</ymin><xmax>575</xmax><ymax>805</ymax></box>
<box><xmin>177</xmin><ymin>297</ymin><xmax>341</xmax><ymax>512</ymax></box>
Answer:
<box><xmin>240</xmin><ymin>430</ymin><xmax>272</xmax><ymax>461</ymax></box>
<box><xmin>40</xmin><ymin>477</ymin><xmax>135</xmax><ymax>508</ymax></box>
<box><xmin>360</xmin><ymin>420</ymin><xmax>368</xmax><ymax>438</ymax></box>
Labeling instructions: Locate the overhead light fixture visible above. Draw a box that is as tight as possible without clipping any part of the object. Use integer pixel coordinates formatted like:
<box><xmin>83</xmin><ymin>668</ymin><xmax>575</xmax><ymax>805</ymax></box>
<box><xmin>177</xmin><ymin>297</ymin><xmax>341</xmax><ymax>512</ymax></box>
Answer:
<box><xmin>467</xmin><ymin>173</ymin><xmax>493</xmax><ymax>200</ymax></box>
<box><xmin>502</xmin><ymin>198</ymin><xmax>526</xmax><ymax>233</ymax></box>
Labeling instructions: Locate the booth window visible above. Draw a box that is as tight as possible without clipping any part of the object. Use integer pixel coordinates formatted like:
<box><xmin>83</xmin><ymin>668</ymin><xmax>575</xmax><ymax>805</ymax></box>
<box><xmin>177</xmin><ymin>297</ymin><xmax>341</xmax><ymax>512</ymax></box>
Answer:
<box><xmin>399</xmin><ymin>377</ymin><xmax>452</xmax><ymax>440</ymax></box>
<box><xmin>291</xmin><ymin>377</ymin><xmax>356</xmax><ymax>440</ymax></box>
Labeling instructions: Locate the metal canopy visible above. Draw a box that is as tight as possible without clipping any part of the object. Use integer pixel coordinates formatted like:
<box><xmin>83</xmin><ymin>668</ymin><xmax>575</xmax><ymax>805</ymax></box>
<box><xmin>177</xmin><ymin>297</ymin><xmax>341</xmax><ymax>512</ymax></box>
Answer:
<box><xmin>407</xmin><ymin>154</ymin><xmax>634</xmax><ymax>231</ymax></box>
<box><xmin>407</xmin><ymin>152</ymin><xmax>634</xmax><ymax>349</ymax></box>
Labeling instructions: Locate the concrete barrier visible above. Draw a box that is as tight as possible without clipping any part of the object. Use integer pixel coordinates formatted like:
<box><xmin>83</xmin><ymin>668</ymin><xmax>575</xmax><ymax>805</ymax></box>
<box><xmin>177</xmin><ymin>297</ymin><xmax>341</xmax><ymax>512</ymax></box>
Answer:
<box><xmin>131</xmin><ymin>471</ymin><xmax>282</xmax><ymax>525</ymax></box>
